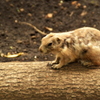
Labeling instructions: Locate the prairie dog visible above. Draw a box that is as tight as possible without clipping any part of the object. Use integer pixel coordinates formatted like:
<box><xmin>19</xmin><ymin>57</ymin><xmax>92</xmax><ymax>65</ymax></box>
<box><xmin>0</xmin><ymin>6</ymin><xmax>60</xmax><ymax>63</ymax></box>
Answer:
<box><xmin>39</xmin><ymin>27</ymin><xmax>100</xmax><ymax>69</ymax></box>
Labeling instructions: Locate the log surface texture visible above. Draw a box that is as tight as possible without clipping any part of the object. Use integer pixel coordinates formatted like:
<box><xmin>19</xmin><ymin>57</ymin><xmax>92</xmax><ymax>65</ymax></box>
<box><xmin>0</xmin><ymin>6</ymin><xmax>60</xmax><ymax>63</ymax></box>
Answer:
<box><xmin>0</xmin><ymin>61</ymin><xmax>100</xmax><ymax>100</ymax></box>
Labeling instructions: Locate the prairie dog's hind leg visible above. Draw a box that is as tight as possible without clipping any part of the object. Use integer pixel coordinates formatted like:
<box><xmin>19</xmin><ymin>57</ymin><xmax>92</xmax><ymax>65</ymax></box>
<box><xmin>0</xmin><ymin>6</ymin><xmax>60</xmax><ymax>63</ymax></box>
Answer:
<box><xmin>79</xmin><ymin>60</ymin><xmax>100</xmax><ymax>69</ymax></box>
<box><xmin>81</xmin><ymin>46</ymin><xmax>100</xmax><ymax>66</ymax></box>
<box><xmin>79</xmin><ymin>60</ymin><xmax>94</xmax><ymax>67</ymax></box>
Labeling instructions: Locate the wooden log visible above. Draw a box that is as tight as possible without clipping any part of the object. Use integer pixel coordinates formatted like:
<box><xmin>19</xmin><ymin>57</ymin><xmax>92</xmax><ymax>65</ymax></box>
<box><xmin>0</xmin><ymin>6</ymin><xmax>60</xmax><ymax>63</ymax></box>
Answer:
<box><xmin>0</xmin><ymin>61</ymin><xmax>100</xmax><ymax>100</ymax></box>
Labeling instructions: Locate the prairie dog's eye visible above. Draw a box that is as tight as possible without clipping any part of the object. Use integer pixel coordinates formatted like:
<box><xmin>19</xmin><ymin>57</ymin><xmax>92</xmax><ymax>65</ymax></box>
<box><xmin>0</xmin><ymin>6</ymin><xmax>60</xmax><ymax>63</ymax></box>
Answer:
<box><xmin>48</xmin><ymin>43</ymin><xmax>52</xmax><ymax>46</ymax></box>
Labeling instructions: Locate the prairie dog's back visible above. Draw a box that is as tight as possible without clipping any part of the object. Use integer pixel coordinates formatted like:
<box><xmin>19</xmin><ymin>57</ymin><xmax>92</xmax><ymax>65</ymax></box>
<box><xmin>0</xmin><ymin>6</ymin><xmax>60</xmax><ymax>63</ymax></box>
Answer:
<box><xmin>49</xmin><ymin>31</ymin><xmax>74</xmax><ymax>40</ymax></box>
<box><xmin>72</xmin><ymin>27</ymin><xmax>100</xmax><ymax>37</ymax></box>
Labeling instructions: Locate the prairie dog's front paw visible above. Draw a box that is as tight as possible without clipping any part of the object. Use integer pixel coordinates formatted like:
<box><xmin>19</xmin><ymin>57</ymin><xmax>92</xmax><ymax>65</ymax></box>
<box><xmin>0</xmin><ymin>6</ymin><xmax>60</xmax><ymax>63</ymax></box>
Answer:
<box><xmin>51</xmin><ymin>64</ymin><xmax>62</xmax><ymax>69</ymax></box>
<box><xmin>47</xmin><ymin>61</ymin><xmax>57</xmax><ymax>66</ymax></box>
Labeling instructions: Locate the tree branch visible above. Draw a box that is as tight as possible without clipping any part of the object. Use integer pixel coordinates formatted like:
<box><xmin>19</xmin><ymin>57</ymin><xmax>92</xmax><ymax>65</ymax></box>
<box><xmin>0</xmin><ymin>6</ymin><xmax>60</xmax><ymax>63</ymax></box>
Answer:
<box><xmin>0</xmin><ymin>61</ymin><xmax>100</xmax><ymax>100</ymax></box>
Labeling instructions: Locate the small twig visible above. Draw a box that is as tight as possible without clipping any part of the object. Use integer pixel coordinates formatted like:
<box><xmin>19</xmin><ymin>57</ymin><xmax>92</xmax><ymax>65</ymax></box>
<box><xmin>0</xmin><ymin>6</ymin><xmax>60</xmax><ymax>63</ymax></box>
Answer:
<box><xmin>18</xmin><ymin>21</ymin><xmax>47</xmax><ymax>35</ymax></box>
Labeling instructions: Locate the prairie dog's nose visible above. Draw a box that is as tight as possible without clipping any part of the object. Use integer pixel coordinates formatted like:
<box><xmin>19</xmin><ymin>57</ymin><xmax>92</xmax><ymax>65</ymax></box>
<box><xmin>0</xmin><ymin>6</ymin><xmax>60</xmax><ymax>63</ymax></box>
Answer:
<box><xmin>39</xmin><ymin>49</ymin><xmax>43</xmax><ymax>53</ymax></box>
<box><xmin>39</xmin><ymin>47</ymin><xmax>43</xmax><ymax>53</ymax></box>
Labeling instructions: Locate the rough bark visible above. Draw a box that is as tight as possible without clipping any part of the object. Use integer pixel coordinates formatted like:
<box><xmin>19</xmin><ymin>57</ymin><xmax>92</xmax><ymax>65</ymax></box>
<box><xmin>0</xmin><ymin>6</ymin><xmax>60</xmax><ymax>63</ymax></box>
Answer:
<box><xmin>0</xmin><ymin>61</ymin><xmax>100</xmax><ymax>100</ymax></box>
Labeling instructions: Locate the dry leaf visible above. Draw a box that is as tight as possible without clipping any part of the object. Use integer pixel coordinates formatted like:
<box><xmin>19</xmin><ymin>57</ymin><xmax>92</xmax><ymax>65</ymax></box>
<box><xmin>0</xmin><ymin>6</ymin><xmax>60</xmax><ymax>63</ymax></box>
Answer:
<box><xmin>59</xmin><ymin>0</ymin><xmax>64</xmax><ymax>6</ymax></box>
<box><xmin>46</xmin><ymin>13</ymin><xmax>53</xmax><ymax>18</ymax></box>
<box><xmin>31</xmin><ymin>36</ymin><xmax>36</xmax><ymax>39</ymax></box>
<box><xmin>71</xmin><ymin>1</ymin><xmax>78</xmax><ymax>5</ymax></box>
<box><xmin>4</xmin><ymin>52</ymin><xmax>24</xmax><ymax>58</ymax></box>
<box><xmin>45</xmin><ymin>27</ymin><xmax>53</xmax><ymax>31</ymax></box>
<box><xmin>15</xmin><ymin>20</ymin><xmax>18</xmax><ymax>23</ymax></box>
<box><xmin>83</xmin><ymin>5</ymin><xmax>87</xmax><ymax>9</ymax></box>
<box><xmin>71</xmin><ymin>1</ymin><xmax>81</xmax><ymax>8</ymax></box>
<box><xmin>27</xmin><ymin>13</ymin><xmax>32</xmax><ymax>17</ymax></box>
<box><xmin>75</xmin><ymin>3</ymin><xmax>81</xmax><ymax>8</ymax></box>
<box><xmin>80</xmin><ymin>11</ymin><xmax>87</xmax><ymax>16</ymax></box>
<box><xmin>20</xmin><ymin>8</ymin><xmax>24</xmax><ymax>12</ymax></box>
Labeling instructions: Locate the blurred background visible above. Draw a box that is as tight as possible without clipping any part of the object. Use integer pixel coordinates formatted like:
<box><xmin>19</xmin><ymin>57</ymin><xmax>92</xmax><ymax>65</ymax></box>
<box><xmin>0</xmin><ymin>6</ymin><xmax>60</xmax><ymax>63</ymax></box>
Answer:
<box><xmin>0</xmin><ymin>0</ymin><xmax>100</xmax><ymax>62</ymax></box>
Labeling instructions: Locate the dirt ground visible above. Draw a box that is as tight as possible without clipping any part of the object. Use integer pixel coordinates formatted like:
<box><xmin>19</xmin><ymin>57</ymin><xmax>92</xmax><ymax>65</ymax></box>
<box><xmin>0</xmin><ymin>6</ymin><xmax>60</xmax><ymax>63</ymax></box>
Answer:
<box><xmin>0</xmin><ymin>0</ymin><xmax>100</xmax><ymax>62</ymax></box>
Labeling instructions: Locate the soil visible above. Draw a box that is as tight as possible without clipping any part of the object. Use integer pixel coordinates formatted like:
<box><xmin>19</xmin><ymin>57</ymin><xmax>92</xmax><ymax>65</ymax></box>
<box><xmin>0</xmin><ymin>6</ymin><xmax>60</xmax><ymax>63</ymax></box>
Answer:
<box><xmin>0</xmin><ymin>0</ymin><xmax>100</xmax><ymax>62</ymax></box>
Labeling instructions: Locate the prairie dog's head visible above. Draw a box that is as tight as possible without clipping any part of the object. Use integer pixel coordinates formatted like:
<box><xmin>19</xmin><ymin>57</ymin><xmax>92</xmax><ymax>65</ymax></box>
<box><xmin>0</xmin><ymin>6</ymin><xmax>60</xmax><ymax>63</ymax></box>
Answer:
<box><xmin>39</xmin><ymin>33</ymin><xmax>63</xmax><ymax>54</ymax></box>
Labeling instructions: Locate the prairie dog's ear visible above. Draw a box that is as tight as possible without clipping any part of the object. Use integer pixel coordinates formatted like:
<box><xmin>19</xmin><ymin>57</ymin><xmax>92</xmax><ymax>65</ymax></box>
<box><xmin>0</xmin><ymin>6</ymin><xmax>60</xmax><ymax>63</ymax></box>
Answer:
<box><xmin>45</xmin><ymin>33</ymin><xmax>54</xmax><ymax>38</ymax></box>
<box><xmin>56</xmin><ymin>37</ymin><xmax>61</xmax><ymax>44</ymax></box>
<box><xmin>49</xmin><ymin>33</ymin><xmax>54</xmax><ymax>37</ymax></box>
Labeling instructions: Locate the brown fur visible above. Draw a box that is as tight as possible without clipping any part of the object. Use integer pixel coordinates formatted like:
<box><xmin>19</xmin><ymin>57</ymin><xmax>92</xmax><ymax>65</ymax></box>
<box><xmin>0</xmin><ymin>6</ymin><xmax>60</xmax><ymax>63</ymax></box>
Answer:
<box><xmin>39</xmin><ymin>27</ymin><xmax>100</xmax><ymax>69</ymax></box>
